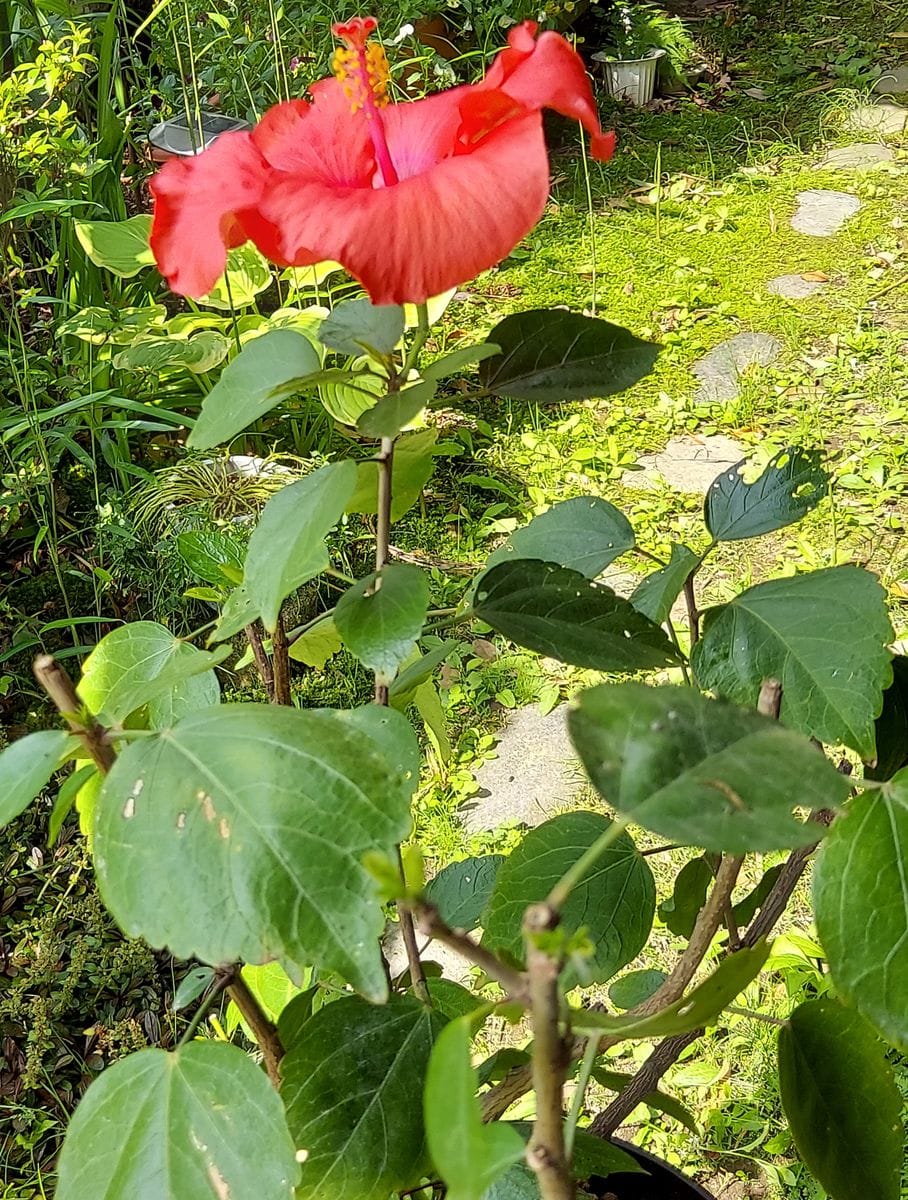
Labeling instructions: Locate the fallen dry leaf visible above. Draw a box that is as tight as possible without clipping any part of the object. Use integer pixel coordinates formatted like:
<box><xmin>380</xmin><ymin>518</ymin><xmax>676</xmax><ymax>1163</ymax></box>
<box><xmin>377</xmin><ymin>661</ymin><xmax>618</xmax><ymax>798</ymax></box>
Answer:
<box><xmin>801</xmin><ymin>271</ymin><xmax>830</xmax><ymax>282</ymax></box>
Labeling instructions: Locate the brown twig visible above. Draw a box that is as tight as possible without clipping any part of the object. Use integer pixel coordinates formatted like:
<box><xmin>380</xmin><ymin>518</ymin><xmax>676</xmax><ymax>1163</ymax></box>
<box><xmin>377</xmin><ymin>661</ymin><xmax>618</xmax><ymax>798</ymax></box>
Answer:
<box><xmin>244</xmin><ymin>621</ymin><xmax>273</xmax><ymax>694</ymax></box>
<box><xmin>682</xmin><ymin>575</ymin><xmax>699</xmax><ymax>645</ymax></box>
<box><xmin>271</xmin><ymin>612</ymin><xmax>291</xmax><ymax>706</ymax></box>
<box><xmin>524</xmin><ymin>903</ymin><xmax>573</xmax><ymax>1200</ymax></box>
<box><xmin>227</xmin><ymin>971</ymin><xmax>284</xmax><ymax>1087</ymax></box>
<box><xmin>33</xmin><ymin>654</ymin><xmax>115</xmax><ymax>773</ymax></box>
<box><xmin>588</xmin><ymin>1030</ymin><xmax>702</xmax><ymax>1137</ymax></box>
<box><xmin>414</xmin><ymin>902</ymin><xmax>529</xmax><ymax>1004</ymax></box>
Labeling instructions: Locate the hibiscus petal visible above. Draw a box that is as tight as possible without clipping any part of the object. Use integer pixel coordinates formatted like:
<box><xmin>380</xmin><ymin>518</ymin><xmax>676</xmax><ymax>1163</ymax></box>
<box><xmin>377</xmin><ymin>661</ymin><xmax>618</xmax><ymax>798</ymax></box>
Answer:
<box><xmin>150</xmin><ymin>131</ymin><xmax>270</xmax><ymax>297</ymax></box>
<box><xmin>482</xmin><ymin>22</ymin><xmax>616</xmax><ymax>161</ymax></box>
<box><xmin>260</xmin><ymin>111</ymin><xmax>550</xmax><ymax>306</ymax></box>
<box><xmin>251</xmin><ymin>81</ymin><xmax>375</xmax><ymax>188</ymax></box>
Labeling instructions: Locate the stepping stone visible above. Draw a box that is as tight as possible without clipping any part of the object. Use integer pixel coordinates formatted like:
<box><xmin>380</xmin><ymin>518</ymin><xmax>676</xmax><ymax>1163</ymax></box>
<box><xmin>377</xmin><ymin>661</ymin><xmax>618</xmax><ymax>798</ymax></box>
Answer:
<box><xmin>845</xmin><ymin>102</ymin><xmax>908</xmax><ymax>136</ymax></box>
<box><xmin>634</xmin><ymin>434</ymin><xmax>747</xmax><ymax>494</ymax></box>
<box><xmin>382</xmin><ymin>919</ymin><xmax>475</xmax><ymax>985</ymax></box>
<box><xmin>817</xmin><ymin>143</ymin><xmax>894</xmax><ymax>170</ymax></box>
<box><xmin>460</xmin><ymin>704</ymin><xmax>583</xmax><ymax>834</ymax></box>
<box><xmin>767</xmin><ymin>273</ymin><xmax>828</xmax><ymax>299</ymax></box>
<box><xmin>791</xmin><ymin>189</ymin><xmax>861</xmax><ymax>236</ymax></box>
<box><xmin>874</xmin><ymin>65</ymin><xmax>908</xmax><ymax>95</ymax></box>
<box><xmin>691</xmin><ymin>332</ymin><xmax>782</xmax><ymax>403</ymax></box>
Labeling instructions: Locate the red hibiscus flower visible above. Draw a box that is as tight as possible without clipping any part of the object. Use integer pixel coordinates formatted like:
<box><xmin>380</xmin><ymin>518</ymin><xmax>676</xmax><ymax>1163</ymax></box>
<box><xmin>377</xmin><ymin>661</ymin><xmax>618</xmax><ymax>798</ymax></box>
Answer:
<box><xmin>150</xmin><ymin>18</ymin><xmax>615</xmax><ymax>306</ymax></box>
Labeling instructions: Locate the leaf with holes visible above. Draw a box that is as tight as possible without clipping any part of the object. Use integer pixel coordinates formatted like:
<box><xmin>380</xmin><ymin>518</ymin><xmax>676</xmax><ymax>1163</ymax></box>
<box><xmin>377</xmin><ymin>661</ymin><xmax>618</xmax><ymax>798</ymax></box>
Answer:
<box><xmin>425</xmin><ymin>856</ymin><xmax>505</xmax><ymax>932</ymax></box>
<box><xmin>479</xmin><ymin>310</ymin><xmax>659</xmax><ymax>403</ymax></box>
<box><xmin>778</xmin><ymin>998</ymin><xmax>902</xmax><ymax>1200</ymax></box>
<box><xmin>484</xmin><ymin>813</ymin><xmax>655</xmax><ymax>983</ymax></box>
<box><xmin>484</xmin><ymin>497</ymin><xmax>635</xmax><ymax>579</ymax></box>
<box><xmin>692</xmin><ymin>566</ymin><xmax>893</xmax><ymax>757</ymax></box>
<box><xmin>813</xmin><ymin>772</ymin><xmax>908</xmax><ymax>1050</ymax></box>
<box><xmin>93</xmin><ymin>704</ymin><xmax>418</xmax><ymax>1000</ymax></box>
<box><xmin>569</xmin><ymin>684</ymin><xmax>851</xmax><ymax>851</ymax></box>
<box><xmin>631</xmin><ymin>544</ymin><xmax>700</xmax><ymax>625</ymax></box>
<box><xmin>244</xmin><ymin>461</ymin><xmax>357</xmax><ymax>631</ymax></box>
<box><xmin>282</xmin><ymin>995</ymin><xmax>445</xmax><ymax>1200</ymax></box>
<box><xmin>705</xmin><ymin>448</ymin><xmax>828</xmax><ymax>542</ymax></box>
<box><xmin>473</xmin><ymin>561</ymin><xmax>677</xmax><ymax>672</ymax></box>
<box><xmin>0</xmin><ymin>730</ymin><xmax>72</xmax><ymax>828</ymax></box>
<box><xmin>335</xmin><ymin>564</ymin><xmax>430</xmax><ymax>683</ymax></box>
<box><xmin>55</xmin><ymin>1041</ymin><xmax>299</xmax><ymax>1200</ymax></box>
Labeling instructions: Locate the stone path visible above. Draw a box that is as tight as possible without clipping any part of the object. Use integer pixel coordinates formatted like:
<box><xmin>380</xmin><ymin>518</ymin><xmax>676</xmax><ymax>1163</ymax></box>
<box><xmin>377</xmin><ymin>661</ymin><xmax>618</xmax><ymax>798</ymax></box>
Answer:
<box><xmin>873</xmin><ymin>66</ymin><xmax>908</xmax><ymax>95</ymax></box>
<box><xmin>791</xmin><ymin>189</ymin><xmax>862</xmax><ymax>236</ymax></box>
<box><xmin>846</xmin><ymin>101</ymin><xmax>908</xmax><ymax>136</ymax></box>
<box><xmin>817</xmin><ymin>143</ymin><xmax>894</xmax><ymax>170</ymax></box>
<box><xmin>634</xmin><ymin>433</ymin><xmax>747</xmax><ymax>493</ymax></box>
<box><xmin>767</xmin><ymin>273</ymin><xmax>828</xmax><ymax>299</ymax></box>
<box><xmin>691</xmin><ymin>332</ymin><xmax>782</xmax><ymax>403</ymax></box>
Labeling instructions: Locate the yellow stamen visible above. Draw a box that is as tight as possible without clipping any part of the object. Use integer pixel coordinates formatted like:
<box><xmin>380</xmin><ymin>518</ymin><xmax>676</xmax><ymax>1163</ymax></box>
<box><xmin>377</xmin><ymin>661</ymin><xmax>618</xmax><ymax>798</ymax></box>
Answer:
<box><xmin>332</xmin><ymin>39</ymin><xmax>390</xmax><ymax>115</ymax></box>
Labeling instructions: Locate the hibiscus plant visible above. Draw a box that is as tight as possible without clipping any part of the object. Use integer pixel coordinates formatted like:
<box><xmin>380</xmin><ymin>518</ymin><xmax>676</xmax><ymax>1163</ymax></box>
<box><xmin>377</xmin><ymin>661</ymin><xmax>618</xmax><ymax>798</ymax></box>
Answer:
<box><xmin>1</xmin><ymin>17</ymin><xmax>905</xmax><ymax>1200</ymax></box>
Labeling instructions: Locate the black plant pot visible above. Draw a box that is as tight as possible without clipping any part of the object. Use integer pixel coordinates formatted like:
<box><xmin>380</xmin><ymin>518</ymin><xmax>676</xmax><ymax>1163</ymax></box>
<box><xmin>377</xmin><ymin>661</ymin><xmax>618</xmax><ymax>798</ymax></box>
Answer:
<box><xmin>590</xmin><ymin>1139</ymin><xmax>715</xmax><ymax>1200</ymax></box>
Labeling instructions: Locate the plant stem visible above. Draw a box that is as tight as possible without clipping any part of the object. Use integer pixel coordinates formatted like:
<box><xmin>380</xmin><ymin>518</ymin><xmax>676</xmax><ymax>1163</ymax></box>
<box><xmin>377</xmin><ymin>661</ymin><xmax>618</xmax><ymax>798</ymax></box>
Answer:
<box><xmin>33</xmin><ymin>654</ymin><xmax>115</xmax><ymax>773</ymax></box>
<box><xmin>271</xmin><ymin>611</ymin><xmax>291</xmax><ymax>706</ymax></box>
<box><xmin>682</xmin><ymin>574</ymin><xmax>699</xmax><ymax>645</ymax></box>
<box><xmin>726</xmin><ymin>1004</ymin><xmax>786</xmax><ymax>1027</ymax></box>
<box><xmin>228</xmin><ymin>971</ymin><xmax>284</xmax><ymax>1087</ymax></box>
<box><xmin>589</xmin><ymin>1030</ymin><xmax>701</xmax><ymax>1135</ymax></box>
<box><xmin>402</xmin><ymin>302</ymin><xmax>431</xmax><ymax>376</ymax></box>
<box><xmin>178</xmin><ymin>965</ymin><xmax>235</xmax><ymax>1046</ymax></box>
<box><xmin>546</xmin><ymin>816</ymin><xmax>630</xmax><ymax>910</ymax></box>
<box><xmin>524</xmin><ymin>903</ymin><xmax>573</xmax><ymax>1200</ymax></box>
<box><xmin>245</xmin><ymin>622</ymin><xmax>274</xmax><ymax>694</ymax></box>
<box><xmin>565</xmin><ymin>1035</ymin><xmax>598</xmax><ymax>1156</ymax></box>
<box><xmin>413</xmin><ymin>902</ymin><xmax>529</xmax><ymax>1004</ymax></box>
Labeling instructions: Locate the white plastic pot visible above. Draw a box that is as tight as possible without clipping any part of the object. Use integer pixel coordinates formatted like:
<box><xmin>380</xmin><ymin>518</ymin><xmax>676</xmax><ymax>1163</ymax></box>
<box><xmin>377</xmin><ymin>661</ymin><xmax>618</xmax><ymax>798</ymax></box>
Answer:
<box><xmin>598</xmin><ymin>48</ymin><xmax>666</xmax><ymax>106</ymax></box>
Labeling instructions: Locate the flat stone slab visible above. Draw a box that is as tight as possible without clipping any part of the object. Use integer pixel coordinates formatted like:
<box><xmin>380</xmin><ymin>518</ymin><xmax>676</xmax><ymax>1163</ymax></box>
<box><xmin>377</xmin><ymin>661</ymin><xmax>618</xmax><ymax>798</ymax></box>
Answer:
<box><xmin>791</xmin><ymin>189</ymin><xmax>861</xmax><ymax>236</ymax></box>
<box><xmin>460</xmin><ymin>704</ymin><xmax>582</xmax><ymax>834</ymax></box>
<box><xmin>817</xmin><ymin>142</ymin><xmax>894</xmax><ymax>170</ymax></box>
<box><xmin>767</xmin><ymin>273</ymin><xmax>828</xmax><ymax>299</ymax></box>
<box><xmin>383</xmin><ymin>919</ymin><xmax>474</xmax><ymax>985</ymax></box>
<box><xmin>691</xmin><ymin>332</ymin><xmax>782</xmax><ymax>403</ymax></box>
<box><xmin>845</xmin><ymin>102</ymin><xmax>908</xmax><ymax>136</ymax></box>
<box><xmin>874</xmin><ymin>65</ymin><xmax>908</xmax><ymax>95</ymax></box>
<box><xmin>635</xmin><ymin>434</ymin><xmax>746</xmax><ymax>494</ymax></box>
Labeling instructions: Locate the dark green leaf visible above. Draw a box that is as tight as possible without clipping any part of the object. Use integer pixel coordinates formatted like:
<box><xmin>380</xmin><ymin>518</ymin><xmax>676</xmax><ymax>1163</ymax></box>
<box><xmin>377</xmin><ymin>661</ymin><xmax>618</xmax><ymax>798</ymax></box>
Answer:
<box><xmin>93</xmin><ymin>704</ymin><xmax>419</xmax><ymax>1000</ymax></box>
<box><xmin>77</xmin><ymin>622</ymin><xmax>226</xmax><ymax>724</ymax></box>
<box><xmin>282</xmin><ymin>995</ymin><xmax>444</xmax><ymax>1200</ymax></box>
<box><xmin>732</xmin><ymin>864</ymin><xmax>784</xmax><ymax>926</ymax></box>
<box><xmin>608</xmin><ymin>969</ymin><xmax>668</xmax><ymax>1010</ymax></box>
<box><xmin>590</xmin><ymin>1069</ymin><xmax>698</xmax><ymax>1133</ymax></box>
<box><xmin>705</xmin><ymin>447</ymin><xmax>828</xmax><ymax>542</ymax></box>
<box><xmin>425</xmin><ymin>855</ymin><xmax>505</xmax><ymax>932</ymax></box>
<box><xmin>481</xmin><ymin>1163</ymin><xmax>538</xmax><ymax>1200</ymax></box>
<box><xmin>171</xmin><ymin>966</ymin><xmax>216</xmax><ymax>1011</ymax></box>
<box><xmin>866</xmin><ymin>655</ymin><xmax>908</xmax><ymax>781</ymax></box>
<box><xmin>357</xmin><ymin>379</ymin><xmax>436</xmax><ymax>438</ymax></box>
<box><xmin>813</xmin><ymin>773</ymin><xmax>908</xmax><ymax>1050</ymax></box>
<box><xmin>630</xmin><ymin>544</ymin><xmax>700</xmax><ymax>625</ymax></box>
<box><xmin>692</xmin><ymin>566</ymin><xmax>893</xmax><ymax>758</ymax></box>
<box><xmin>503</xmin><ymin>1123</ymin><xmax>643</xmax><ymax>1178</ymax></box>
<box><xmin>0</xmin><ymin>730</ymin><xmax>72</xmax><ymax>828</ymax></box>
<box><xmin>573</xmin><ymin>942</ymin><xmax>770</xmax><ymax>1037</ymax></box>
<box><xmin>188</xmin><ymin>330</ymin><xmax>321</xmax><ymax>449</ymax></box>
<box><xmin>474</xmin><ymin>561</ymin><xmax>677</xmax><ymax>672</ymax></box>
<box><xmin>277</xmin><ymin>987</ymin><xmax>318</xmax><ymax>1051</ymax></box>
<box><xmin>319</xmin><ymin>299</ymin><xmax>404</xmax><ymax>357</ymax></box>
<box><xmin>422</xmin><ymin>343</ymin><xmax>501</xmax><ymax>382</ymax></box>
<box><xmin>347</xmin><ymin>428</ymin><xmax>438</xmax><ymax>522</ymax></box>
<box><xmin>425</xmin><ymin>1015</ymin><xmax>525</xmax><ymax>1200</ymax></box>
<box><xmin>778</xmin><ymin>997</ymin><xmax>902</xmax><ymax>1200</ymax></box>
<box><xmin>56</xmin><ymin>1042</ymin><xmax>299</xmax><ymax>1200</ymax></box>
<box><xmin>479</xmin><ymin>310</ymin><xmax>659</xmax><ymax>403</ymax></box>
<box><xmin>245</xmin><ymin>462</ymin><xmax>357</xmax><ymax>631</ymax></box>
<box><xmin>426</xmin><ymin>978</ymin><xmax>486</xmax><ymax>1020</ymax></box>
<box><xmin>485</xmin><ymin>497</ymin><xmax>635</xmax><ymax>579</ymax></box>
<box><xmin>176</xmin><ymin>529</ymin><xmax>244</xmax><ymax>587</ymax></box>
<box><xmin>476</xmin><ymin>1047</ymin><xmax>530</xmax><ymax>1087</ymax></box>
<box><xmin>658</xmin><ymin>857</ymin><xmax>713</xmax><ymax>938</ymax></box>
<box><xmin>74</xmin><ymin>214</ymin><xmax>154</xmax><ymax>277</ymax></box>
<box><xmin>569</xmin><ymin>684</ymin><xmax>851</xmax><ymax>852</ymax></box>
<box><xmin>335</xmin><ymin>564</ymin><xmax>430</xmax><ymax>683</ymax></box>
<box><xmin>484</xmin><ymin>812</ymin><xmax>655</xmax><ymax>983</ymax></box>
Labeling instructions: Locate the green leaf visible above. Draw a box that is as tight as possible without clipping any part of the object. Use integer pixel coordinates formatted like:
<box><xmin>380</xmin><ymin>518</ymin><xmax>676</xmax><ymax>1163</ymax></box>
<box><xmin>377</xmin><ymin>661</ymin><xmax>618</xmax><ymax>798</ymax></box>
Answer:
<box><xmin>473</xmin><ymin>561</ymin><xmax>678</xmax><ymax>672</ymax></box>
<box><xmin>692</xmin><ymin>566</ymin><xmax>893</xmax><ymax>758</ymax></box>
<box><xmin>778</xmin><ymin>998</ymin><xmax>902</xmax><ymax>1200</ymax></box>
<box><xmin>227</xmin><ymin>962</ymin><xmax>304</xmax><ymax>1036</ymax></box>
<box><xmin>211</xmin><ymin>584</ymin><xmax>261</xmax><ymax>643</ymax></box>
<box><xmin>287</xmin><ymin>618</ymin><xmax>343</xmax><ymax>669</ymax></box>
<box><xmin>426</xmin><ymin>978</ymin><xmax>486</xmax><ymax>1020</ymax></box>
<box><xmin>49</xmin><ymin>763</ymin><xmax>96</xmax><ymax>846</ymax></box>
<box><xmin>55</xmin><ymin>1042</ymin><xmax>299</xmax><ymax>1200</ymax></box>
<box><xmin>479</xmin><ymin>310</ymin><xmax>659</xmax><ymax>403</ymax></box>
<box><xmin>0</xmin><ymin>731</ymin><xmax>72</xmax><ymax>828</ymax></box>
<box><xmin>425</xmin><ymin>855</ymin><xmax>505</xmax><ymax>932</ymax></box>
<box><xmin>425</xmin><ymin>1016</ymin><xmax>525</xmax><ymax>1200</ymax></box>
<box><xmin>866</xmin><ymin>655</ymin><xmax>908</xmax><ymax>781</ymax></box>
<box><xmin>112</xmin><ymin>331</ymin><xmax>229</xmax><ymax>374</ymax></box>
<box><xmin>658</xmin><ymin>857</ymin><xmax>713</xmax><ymax>938</ymax></box>
<box><xmin>502</xmin><ymin>1123</ymin><xmax>644</xmax><ymax>1180</ymax></box>
<box><xmin>389</xmin><ymin>640</ymin><xmax>459</xmax><ymax>702</ymax></box>
<box><xmin>705</xmin><ymin>447</ymin><xmax>828</xmax><ymax>542</ymax></box>
<box><xmin>480</xmin><ymin>1164</ymin><xmax>539</xmax><ymax>1200</ymax></box>
<box><xmin>199</xmin><ymin>241</ymin><xmax>272</xmax><ymax>309</ymax></box>
<box><xmin>245</xmin><ymin>462</ymin><xmax>357</xmax><ymax>631</ymax></box>
<box><xmin>813</xmin><ymin>773</ymin><xmax>908</xmax><ymax>1050</ymax></box>
<box><xmin>282</xmin><ymin>995</ymin><xmax>445</xmax><ymax>1200</ymax></box>
<box><xmin>319</xmin><ymin>299</ymin><xmax>405</xmax><ymax>357</ymax></box>
<box><xmin>732</xmin><ymin>863</ymin><xmax>784</xmax><ymax>926</ymax></box>
<box><xmin>608</xmin><ymin>969</ymin><xmax>668</xmax><ymax>1010</ymax></box>
<box><xmin>630</xmin><ymin>544</ymin><xmax>700</xmax><ymax>625</ymax></box>
<box><xmin>335</xmin><ymin>564</ymin><xmax>430</xmax><ymax>683</ymax></box>
<box><xmin>277</xmin><ymin>988</ymin><xmax>318</xmax><ymax>1050</ymax></box>
<box><xmin>74</xmin><ymin>215</ymin><xmax>155</xmax><ymax>277</ymax></box>
<box><xmin>484</xmin><ymin>813</ymin><xmax>655</xmax><ymax>983</ymax></box>
<box><xmin>93</xmin><ymin>705</ymin><xmax>419</xmax><ymax>1000</ymax></box>
<box><xmin>347</xmin><ymin>428</ymin><xmax>439</xmax><ymax>522</ymax></box>
<box><xmin>56</xmin><ymin>303</ymin><xmax>166</xmax><ymax>345</ymax></box>
<box><xmin>572</xmin><ymin>942</ymin><xmax>770</xmax><ymax>1038</ymax></box>
<box><xmin>357</xmin><ymin>379</ymin><xmax>436</xmax><ymax>438</ymax></box>
<box><xmin>77</xmin><ymin>622</ymin><xmax>226</xmax><ymax>725</ymax></box>
<box><xmin>569</xmin><ymin>684</ymin><xmax>851</xmax><ymax>852</ymax></box>
<box><xmin>318</xmin><ymin>368</ymin><xmax>386</xmax><ymax>425</ymax></box>
<box><xmin>422</xmin><ymin>343</ymin><xmax>501</xmax><ymax>382</ymax></box>
<box><xmin>171</xmin><ymin>966</ymin><xmax>215</xmax><ymax>1011</ymax></box>
<box><xmin>590</xmin><ymin>1068</ymin><xmax>698</xmax><ymax>1133</ymax></box>
<box><xmin>485</xmin><ymin>497</ymin><xmax>635</xmax><ymax>579</ymax></box>
<box><xmin>176</xmin><ymin>529</ymin><xmax>244</xmax><ymax>587</ymax></box>
<box><xmin>188</xmin><ymin>330</ymin><xmax>322</xmax><ymax>450</ymax></box>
